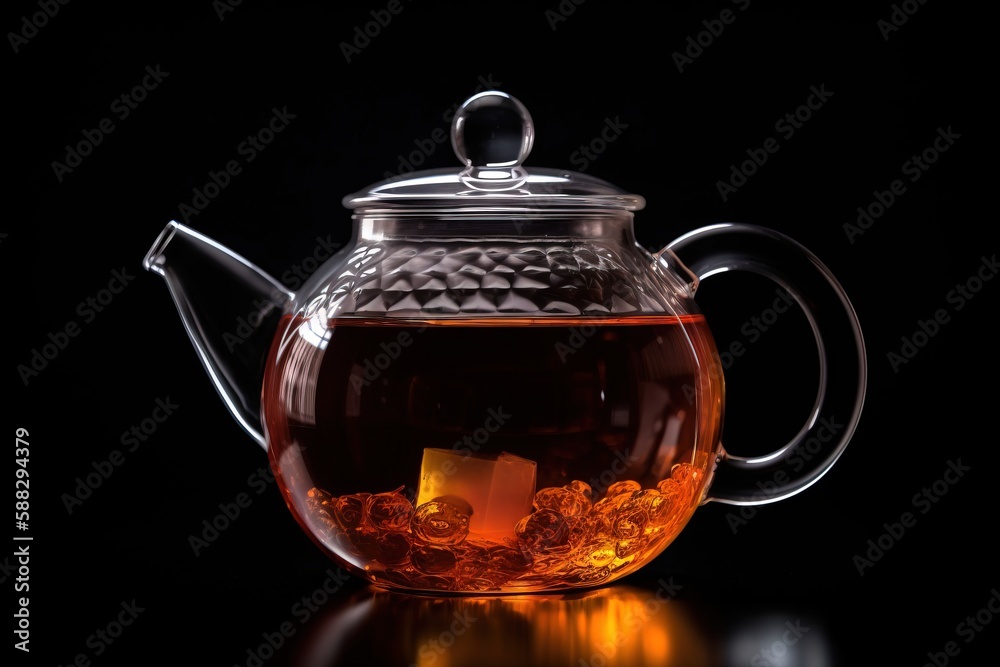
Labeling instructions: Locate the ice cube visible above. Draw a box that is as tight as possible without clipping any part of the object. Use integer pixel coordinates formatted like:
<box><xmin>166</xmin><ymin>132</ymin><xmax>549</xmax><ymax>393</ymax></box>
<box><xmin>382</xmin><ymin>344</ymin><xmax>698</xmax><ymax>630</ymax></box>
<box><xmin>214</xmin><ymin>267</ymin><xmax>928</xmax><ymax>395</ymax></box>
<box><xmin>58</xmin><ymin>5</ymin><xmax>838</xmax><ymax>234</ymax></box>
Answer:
<box><xmin>417</xmin><ymin>448</ymin><xmax>496</xmax><ymax>515</ymax></box>
<box><xmin>417</xmin><ymin>448</ymin><xmax>537</xmax><ymax>541</ymax></box>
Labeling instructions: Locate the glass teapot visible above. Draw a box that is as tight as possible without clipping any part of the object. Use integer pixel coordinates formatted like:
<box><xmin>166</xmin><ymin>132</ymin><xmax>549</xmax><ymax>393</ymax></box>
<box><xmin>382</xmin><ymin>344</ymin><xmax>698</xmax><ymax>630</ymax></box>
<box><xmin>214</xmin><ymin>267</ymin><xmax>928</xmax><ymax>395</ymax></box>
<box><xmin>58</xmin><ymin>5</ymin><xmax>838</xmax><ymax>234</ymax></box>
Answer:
<box><xmin>144</xmin><ymin>91</ymin><xmax>865</xmax><ymax>593</ymax></box>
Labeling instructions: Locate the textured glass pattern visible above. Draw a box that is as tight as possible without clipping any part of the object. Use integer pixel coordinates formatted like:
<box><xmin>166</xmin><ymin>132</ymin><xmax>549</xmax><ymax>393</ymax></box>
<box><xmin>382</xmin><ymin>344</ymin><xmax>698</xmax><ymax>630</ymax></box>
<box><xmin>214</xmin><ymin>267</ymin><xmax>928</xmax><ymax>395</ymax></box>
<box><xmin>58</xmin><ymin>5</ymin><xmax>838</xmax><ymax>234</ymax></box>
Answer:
<box><xmin>313</xmin><ymin>241</ymin><xmax>687</xmax><ymax>318</ymax></box>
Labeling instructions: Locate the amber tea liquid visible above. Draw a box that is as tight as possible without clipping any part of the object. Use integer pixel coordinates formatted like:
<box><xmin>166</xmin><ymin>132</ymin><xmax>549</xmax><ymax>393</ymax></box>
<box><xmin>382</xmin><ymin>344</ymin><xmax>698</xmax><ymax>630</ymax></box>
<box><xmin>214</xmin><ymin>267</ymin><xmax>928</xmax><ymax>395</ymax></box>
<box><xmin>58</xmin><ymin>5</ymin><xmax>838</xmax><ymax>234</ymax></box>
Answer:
<box><xmin>263</xmin><ymin>315</ymin><xmax>724</xmax><ymax>592</ymax></box>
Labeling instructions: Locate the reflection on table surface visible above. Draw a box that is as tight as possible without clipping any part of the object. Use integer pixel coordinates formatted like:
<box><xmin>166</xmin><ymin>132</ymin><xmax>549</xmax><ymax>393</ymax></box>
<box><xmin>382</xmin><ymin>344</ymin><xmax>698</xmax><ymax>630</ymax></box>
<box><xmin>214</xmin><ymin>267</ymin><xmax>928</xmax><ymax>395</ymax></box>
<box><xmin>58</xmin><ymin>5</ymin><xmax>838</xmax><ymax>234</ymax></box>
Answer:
<box><xmin>278</xmin><ymin>576</ymin><xmax>834</xmax><ymax>667</ymax></box>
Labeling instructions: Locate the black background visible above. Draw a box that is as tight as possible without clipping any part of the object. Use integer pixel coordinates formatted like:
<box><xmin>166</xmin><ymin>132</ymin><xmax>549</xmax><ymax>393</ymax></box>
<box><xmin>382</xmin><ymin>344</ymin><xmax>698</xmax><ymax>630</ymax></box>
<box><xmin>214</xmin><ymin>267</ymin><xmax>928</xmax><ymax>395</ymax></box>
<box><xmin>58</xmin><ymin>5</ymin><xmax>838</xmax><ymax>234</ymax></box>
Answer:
<box><xmin>7</xmin><ymin>1</ymin><xmax>995</xmax><ymax>665</ymax></box>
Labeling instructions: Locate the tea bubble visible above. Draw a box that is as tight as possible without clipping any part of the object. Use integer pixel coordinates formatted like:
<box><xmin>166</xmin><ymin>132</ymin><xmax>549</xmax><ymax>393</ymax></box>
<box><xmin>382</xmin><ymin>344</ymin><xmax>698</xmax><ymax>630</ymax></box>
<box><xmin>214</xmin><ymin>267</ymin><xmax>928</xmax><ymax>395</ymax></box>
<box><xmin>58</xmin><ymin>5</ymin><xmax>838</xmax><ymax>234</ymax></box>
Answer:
<box><xmin>664</xmin><ymin>462</ymin><xmax>701</xmax><ymax>506</ymax></box>
<box><xmin>515</xmin><ymin>509</ymin><xmax>571</xmax><ymax>554</ymax></box>
<box><xmin>564</xmin><ymin>480</ymin><xmax>594</xmax><ymax>501</ymax></box>
<box><xmin>352</xmin><ymin>527</ymin><xmax>381</xmax><ymax>558</ymax></box>
<box><xmin>411</xmin><ymin>545</ymin><xmax>458</xmax><ymax>575</ymax></box>
<box><xmin>375</xmin><ymin>532</ymin><xmax>411</xmax><ymax>564</ymax></box>
<box><xmin>366</xmin><ymin>491</ymin><xmax>413</xmax><ymax>532</ymax></box>
<box><xmin>533</xmin><ymin>487</ymin><xmax>591</xmax><ymax>517</ymax></box>
<box><xmin>656</xmin><ymin>478</ymin><xmax>681</xmax><ymax>497</ymax></box>
<box><xmin>334</xmin><ymin>493</ymin><xmax>371</xmax><ymax>530</ymax></box>
<box><xmin>307</xmin><ymin>487</ymin><xmax>335</xmax><ymax>510</ymax></box>
<box><xmin>564</xmin><ymin>515</ymin><xmax>595</xmax><ymax>549</ymax></box>
<box><xmin>584</xmin><ymin>545</ymin><xmax>616</xmax><ymax>568</ymax></box>
<box><xmin>431</xmin><ymin>494</ymin><xmax>473</xmax><ymax>517</ymax></box>
<box><xmin>588</xmin><ymin>514</ymin><xmax>613</xmax><ymax>542</ymax></box>
<box><xmin>631</xmin><ymin>488</ymin><xmax>671</xmax><ymax>527</ymax></box>
<box><xmin>455</xmin><ymin>559</ymin><xmax>487</xmax><ymax>581</ymax></box>
<box><xmin>488</xmin><ymin>546</ymin><xmax>531</xmax><ymax>573</ymax></box>
<box><xmin>615</xmin><ymin>538</ymin><xmax>643</xmax><ymax>558</ymax></box>
<box><xmin>671</xmin><ymin>462</ymin><xmax>700</xmax><ymax>486</ymax></box>
<box><xmin>452</xmin><ymin>540</ymin><xmax>491</xmax><ymax>566</ymax></box>
<box><xmin>592</xmin><ymin>493</ymin><xmax>630</xmax><ymax>516</ymax></box>
<box><xmin>333</xmin><ymin>529</ymin><xmax>361</xmax><ymax>556</ymax></box>
<box><xmin>606</xmin><ymin>480</ymin><xmax>641</xmax><ymax>497</ymax></box>
<box><xmin>611</xmin><ymin>503</ymin><xmax>648</xmax><ymax>539</ymax></box>
<box><xmin>411</xmin><ymin>501</ymin><xmax>470</xmax><ymax>545</ymax></box>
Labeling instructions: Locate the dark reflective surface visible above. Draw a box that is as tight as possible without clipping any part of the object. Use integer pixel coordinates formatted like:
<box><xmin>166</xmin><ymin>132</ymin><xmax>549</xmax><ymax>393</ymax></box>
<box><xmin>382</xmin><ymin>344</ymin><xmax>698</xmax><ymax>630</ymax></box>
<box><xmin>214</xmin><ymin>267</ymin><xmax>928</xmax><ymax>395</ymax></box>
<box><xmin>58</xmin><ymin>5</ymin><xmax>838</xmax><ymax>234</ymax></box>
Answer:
<box><xmin>272</xmin><ymin>573</ymin><xmax>839</xmax><ymax>667</ymax></box>
<box><xmin>11</xmin><ymin>2</ymin><xmax>990</xmax><ymax>666</ymax></box>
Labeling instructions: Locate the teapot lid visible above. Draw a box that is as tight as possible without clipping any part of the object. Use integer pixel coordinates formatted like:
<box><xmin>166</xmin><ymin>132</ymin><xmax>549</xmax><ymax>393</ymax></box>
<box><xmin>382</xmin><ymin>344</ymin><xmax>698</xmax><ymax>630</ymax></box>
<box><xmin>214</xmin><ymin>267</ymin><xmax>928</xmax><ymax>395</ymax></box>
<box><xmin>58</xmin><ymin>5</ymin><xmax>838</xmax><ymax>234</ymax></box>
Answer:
<box><xmin>343</xmin><ymin>91</ymin><xmax>645</xmax><ymax>212</ymax></box>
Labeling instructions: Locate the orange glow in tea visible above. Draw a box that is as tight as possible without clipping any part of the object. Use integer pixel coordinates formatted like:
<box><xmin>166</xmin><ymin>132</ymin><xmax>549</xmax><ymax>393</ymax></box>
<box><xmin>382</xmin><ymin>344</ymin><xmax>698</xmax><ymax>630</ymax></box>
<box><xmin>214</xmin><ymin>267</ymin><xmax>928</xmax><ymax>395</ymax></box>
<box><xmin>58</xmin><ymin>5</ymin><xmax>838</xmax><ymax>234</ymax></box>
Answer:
<box><xmin>264</xmin><ymin>315</ymin><xmax>723</xmax><ymax>592</ymax></box>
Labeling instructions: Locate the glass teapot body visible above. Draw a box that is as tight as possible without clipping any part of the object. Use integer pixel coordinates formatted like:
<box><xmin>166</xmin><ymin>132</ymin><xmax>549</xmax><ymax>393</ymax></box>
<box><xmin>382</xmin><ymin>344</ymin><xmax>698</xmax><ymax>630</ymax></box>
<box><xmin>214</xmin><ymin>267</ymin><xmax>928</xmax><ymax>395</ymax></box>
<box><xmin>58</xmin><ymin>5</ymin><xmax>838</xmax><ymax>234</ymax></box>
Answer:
<box><xmin>262</xmin><ymin>213</ymin><xmax>724</xmax><ymax>592</ymax></box>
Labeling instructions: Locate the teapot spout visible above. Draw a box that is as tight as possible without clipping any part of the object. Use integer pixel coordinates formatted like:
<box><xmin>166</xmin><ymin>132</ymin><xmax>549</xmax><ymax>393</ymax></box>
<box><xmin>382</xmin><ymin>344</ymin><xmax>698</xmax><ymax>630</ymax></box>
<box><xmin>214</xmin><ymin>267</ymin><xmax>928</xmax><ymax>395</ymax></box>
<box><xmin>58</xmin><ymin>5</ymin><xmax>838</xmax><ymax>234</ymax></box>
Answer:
<box><xmin>143</xmin><ymin>221</ymin><xmax>293</xmax><ymax>449</ymax></box>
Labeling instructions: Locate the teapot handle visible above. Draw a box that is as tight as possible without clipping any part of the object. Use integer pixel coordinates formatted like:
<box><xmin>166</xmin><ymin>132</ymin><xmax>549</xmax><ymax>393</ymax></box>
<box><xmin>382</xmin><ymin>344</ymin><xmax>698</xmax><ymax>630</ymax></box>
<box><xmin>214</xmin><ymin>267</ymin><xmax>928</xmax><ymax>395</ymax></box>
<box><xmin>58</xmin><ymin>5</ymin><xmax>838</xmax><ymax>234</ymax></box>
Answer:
<box><xmin>665</xmin><ymin>223</ymin><xmax>866</xmax><ymax>505</ymax></box>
